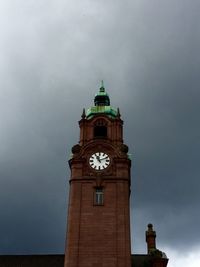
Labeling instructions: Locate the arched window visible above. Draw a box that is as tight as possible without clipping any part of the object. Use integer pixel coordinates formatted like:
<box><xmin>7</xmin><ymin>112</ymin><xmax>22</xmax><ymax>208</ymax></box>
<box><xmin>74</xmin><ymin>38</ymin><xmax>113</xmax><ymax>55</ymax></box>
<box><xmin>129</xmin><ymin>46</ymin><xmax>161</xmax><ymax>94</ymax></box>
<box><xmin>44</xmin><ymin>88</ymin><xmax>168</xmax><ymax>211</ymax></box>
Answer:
<box><xmin>94</xmin><ymin>187</ymin><xmax>104</xmax><ymax>205</ymax></box>
<box><xmin>94</xmin><ymin>119</ymin><xmax>107</xmax><ymax>138</ymax></box>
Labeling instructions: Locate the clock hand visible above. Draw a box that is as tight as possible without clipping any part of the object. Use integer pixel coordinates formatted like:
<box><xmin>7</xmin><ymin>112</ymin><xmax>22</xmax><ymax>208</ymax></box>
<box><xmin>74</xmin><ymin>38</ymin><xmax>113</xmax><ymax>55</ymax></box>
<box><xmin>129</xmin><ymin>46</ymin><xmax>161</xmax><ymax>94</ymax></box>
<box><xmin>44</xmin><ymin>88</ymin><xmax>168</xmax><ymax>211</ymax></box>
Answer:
<box><xmin>96</xmin><ymin>155</ymin><xmax>101</xmax><ymax>163</ymax></box>
<box><xmin>100</xmin><ymin>156</ymin><xmax>109</xmax><ymax>160</ymax></box>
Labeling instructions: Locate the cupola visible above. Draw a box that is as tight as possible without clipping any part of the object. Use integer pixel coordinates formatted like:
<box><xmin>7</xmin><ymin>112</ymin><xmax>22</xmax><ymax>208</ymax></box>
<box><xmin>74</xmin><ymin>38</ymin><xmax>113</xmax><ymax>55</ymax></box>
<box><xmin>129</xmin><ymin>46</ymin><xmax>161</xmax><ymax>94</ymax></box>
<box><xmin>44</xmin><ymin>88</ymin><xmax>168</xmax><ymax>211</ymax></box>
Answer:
<box><xmin>94</xmin><ymin>82</ymin><xmax>110</xmax><ymax>106</ymax></box>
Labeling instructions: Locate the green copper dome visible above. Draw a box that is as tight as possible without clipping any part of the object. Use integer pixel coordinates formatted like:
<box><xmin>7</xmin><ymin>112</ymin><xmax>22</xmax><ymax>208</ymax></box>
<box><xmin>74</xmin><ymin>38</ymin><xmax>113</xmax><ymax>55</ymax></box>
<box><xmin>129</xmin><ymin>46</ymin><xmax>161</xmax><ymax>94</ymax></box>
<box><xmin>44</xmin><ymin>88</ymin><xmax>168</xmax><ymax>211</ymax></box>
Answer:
<box><xmin>86</xmin><ymin>83</ymin><xmax>118</xmax><ymax>119</ymax></box>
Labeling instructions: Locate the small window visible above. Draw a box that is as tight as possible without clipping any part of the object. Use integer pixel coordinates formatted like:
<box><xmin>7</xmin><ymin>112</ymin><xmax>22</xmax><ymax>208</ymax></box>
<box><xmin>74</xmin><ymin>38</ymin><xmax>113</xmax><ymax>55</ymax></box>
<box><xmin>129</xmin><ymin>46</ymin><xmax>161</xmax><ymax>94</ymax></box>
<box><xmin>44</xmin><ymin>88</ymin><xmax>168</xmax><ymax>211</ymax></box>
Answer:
<box><xmin>94</xmin><ymin>188</ymin><xmax>104</xmax><ymax>205</ymax></box>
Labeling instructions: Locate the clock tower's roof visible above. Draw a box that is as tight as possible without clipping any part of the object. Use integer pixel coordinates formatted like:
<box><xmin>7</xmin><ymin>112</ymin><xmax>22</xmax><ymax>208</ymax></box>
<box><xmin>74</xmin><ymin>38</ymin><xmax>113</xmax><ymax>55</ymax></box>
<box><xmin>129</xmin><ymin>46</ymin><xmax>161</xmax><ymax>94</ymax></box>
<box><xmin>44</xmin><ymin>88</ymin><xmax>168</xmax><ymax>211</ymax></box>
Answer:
<box><xmin>86</xmin><ymin>83</ymin><xmax>118</xmax><ymax>119</ymax></box>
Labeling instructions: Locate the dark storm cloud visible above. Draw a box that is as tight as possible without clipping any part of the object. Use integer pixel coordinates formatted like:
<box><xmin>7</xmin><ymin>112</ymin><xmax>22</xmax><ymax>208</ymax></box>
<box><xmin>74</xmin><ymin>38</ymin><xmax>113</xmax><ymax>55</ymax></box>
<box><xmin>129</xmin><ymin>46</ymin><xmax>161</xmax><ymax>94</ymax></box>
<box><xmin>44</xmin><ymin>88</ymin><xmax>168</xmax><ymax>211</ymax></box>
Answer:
<box><xmin>0</xmin><ymin>1</ymin><xmax>200</xmax><ymax>262</ymax></box>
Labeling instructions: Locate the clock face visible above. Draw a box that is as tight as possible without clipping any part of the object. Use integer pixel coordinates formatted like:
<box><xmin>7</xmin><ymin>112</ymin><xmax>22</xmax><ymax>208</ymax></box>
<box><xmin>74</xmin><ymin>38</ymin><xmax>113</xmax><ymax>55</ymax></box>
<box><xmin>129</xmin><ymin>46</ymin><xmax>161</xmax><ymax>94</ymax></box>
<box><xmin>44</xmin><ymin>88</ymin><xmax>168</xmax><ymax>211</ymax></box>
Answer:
<box><xmin>89</xmin><ymin>152</ymin><xmax>110</xmax><ymax>171</ymax></box>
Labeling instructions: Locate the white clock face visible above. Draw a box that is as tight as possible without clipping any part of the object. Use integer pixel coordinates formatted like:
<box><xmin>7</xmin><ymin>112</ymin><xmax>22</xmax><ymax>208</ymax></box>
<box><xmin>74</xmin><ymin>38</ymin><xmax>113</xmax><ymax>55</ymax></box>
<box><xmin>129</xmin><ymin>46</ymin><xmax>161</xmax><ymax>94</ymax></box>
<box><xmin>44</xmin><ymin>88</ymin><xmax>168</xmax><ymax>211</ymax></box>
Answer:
<box><xmin>89</xmin><ymin>152</ymin><xmax>110</xmax><ymax>170</ymax></box>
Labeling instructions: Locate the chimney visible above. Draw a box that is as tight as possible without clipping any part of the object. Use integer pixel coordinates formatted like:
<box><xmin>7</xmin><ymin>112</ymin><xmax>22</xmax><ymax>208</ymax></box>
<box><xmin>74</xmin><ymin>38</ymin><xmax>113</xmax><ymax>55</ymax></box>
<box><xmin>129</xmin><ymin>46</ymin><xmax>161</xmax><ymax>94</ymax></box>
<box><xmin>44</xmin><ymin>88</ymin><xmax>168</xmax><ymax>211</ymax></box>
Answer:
<box><xmin>146</xmin><ymin>223</ymin><xmax>156</xmax><ymax>254</ymax></box>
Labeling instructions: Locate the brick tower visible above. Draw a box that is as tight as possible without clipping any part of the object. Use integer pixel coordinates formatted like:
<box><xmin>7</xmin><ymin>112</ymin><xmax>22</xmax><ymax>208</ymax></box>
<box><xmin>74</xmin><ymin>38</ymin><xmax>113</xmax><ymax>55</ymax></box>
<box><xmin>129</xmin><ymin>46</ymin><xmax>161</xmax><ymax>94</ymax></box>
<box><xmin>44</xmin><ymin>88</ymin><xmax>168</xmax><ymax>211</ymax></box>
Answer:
<box><xmin>64</xmin><ymin>84</ymin><xmax>131</xmax><ymax>267</ymax></box>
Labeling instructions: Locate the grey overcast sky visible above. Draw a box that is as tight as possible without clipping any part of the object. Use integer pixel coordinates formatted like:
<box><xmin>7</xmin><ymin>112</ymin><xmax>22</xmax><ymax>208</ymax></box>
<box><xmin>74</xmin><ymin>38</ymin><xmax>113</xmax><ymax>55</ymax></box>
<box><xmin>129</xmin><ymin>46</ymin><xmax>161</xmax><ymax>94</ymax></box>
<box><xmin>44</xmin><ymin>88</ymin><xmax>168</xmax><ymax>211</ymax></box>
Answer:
<box><xmin>0</xmin><ymin>1</ymin><xmax>200</xmax><ymax>266</ymax></box>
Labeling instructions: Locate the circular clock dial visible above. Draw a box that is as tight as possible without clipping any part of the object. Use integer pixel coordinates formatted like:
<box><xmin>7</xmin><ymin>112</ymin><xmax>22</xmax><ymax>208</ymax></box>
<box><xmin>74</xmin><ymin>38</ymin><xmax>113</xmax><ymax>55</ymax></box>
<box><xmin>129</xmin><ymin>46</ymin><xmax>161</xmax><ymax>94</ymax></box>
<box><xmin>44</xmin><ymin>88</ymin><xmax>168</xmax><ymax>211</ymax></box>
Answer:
<box><xmin>89</xmin><ymin>152</ymin><xmax>110</xmax><ymax>170</ymax></box>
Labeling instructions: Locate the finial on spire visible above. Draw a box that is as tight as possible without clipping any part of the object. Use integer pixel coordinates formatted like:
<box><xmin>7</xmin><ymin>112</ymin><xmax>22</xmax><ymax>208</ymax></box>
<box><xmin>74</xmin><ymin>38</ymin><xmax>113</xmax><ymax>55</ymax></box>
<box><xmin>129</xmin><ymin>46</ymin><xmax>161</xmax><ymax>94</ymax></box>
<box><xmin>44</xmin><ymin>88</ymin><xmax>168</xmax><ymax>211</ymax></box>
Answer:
<box><xmin>117</xmin><ymin>108</ymin><xmax>121</xmax><ymax>118</ymax></box>
<box><xmin>100</xmin><ymin>80</ymin><xmax>105</xmax><ymax>92</ymax></box>
<box><xmin>81</xmin><ymin>108</ymin><xmax>86</xmax><ymax>119</ymax></box>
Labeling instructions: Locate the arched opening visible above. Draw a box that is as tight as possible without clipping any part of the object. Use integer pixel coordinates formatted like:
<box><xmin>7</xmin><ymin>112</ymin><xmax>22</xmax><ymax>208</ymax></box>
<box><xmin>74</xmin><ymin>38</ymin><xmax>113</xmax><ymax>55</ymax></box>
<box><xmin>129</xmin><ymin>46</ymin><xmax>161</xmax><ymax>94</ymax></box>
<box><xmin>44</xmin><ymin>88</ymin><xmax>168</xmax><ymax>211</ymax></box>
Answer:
<box><xmin>93</xmin><ymin>119</ymin><xmax>108</xmax><ymax>138</ymax></box>
<box><xmin>94</xmin><ymin>125</ymin><xmax>107</xmax><ymax>138</ymax></box>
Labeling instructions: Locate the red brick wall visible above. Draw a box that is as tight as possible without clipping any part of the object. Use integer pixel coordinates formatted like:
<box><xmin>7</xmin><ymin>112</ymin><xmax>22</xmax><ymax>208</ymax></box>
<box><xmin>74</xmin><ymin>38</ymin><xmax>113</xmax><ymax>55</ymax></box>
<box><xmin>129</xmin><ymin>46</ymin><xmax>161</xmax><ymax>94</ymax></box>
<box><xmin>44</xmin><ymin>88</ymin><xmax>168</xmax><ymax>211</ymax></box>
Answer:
<box><xmin>65</xmin><ymin>178</ymin><xmax>131</xmax><ymax>267</ymax></box>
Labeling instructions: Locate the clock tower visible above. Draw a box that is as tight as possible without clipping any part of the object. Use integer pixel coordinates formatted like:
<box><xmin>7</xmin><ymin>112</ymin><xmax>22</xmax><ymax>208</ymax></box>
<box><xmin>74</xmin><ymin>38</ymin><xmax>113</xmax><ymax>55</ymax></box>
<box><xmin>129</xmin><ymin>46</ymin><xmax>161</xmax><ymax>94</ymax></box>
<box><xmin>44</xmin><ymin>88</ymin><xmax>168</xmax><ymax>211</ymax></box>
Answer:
<box><xmin>64</xmin><ymin>84</ymin><xmax>131</xmax><ymax>267</ymax></box>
